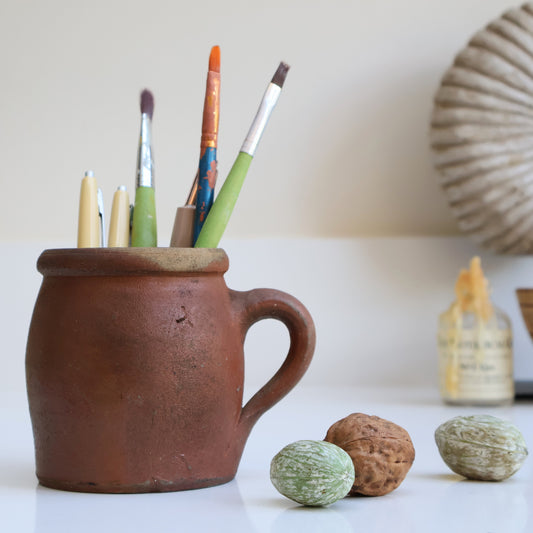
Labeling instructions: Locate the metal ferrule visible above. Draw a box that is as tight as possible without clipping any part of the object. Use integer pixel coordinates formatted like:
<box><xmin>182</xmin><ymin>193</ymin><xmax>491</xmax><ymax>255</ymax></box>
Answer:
<box><xmin>136</xmin><ymin>113</ymin><xmax>154</xmax><ymax>188</ymax></box>
<box><xmin>240</xmin><ymin>83</ymin><xmax>281</xmax><ymax>157</ymax></box>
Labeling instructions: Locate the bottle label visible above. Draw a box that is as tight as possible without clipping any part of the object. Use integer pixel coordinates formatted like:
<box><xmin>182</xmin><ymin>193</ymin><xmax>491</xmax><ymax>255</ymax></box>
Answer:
<box><xmin>438</xmin><ymin>329</ymin><xmax>513</xmax><ymax>401</ymax></box>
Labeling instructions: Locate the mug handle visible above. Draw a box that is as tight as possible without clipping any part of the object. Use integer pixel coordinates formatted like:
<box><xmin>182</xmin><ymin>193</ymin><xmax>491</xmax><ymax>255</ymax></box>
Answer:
<box><xmin>230</xmin><ymin>288</ymin><xmax>316</xmax><ymax>446</ymax></box>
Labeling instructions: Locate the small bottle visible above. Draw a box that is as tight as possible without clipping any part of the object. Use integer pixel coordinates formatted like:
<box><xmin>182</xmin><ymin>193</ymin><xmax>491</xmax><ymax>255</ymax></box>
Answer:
<box><xmin>438</xmin><ymin>257</ymin><xmax>514</xmax><ymax>405</ymax></box>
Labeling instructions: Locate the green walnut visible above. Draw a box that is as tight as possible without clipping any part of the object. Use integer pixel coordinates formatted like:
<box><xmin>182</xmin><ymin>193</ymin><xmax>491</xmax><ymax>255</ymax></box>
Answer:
<box><xmin>435</xmin><ymin>415</ymin><xmax>528</xmax><ymax>481</ymax></box>
<box><xmin>270</xmin><ymin>440</ymin><xmax>355</xmax><ymax>506</ymax></box>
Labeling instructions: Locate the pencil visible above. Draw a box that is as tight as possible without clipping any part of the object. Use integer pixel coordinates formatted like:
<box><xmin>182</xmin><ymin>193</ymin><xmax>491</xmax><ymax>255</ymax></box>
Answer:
<box><xmin>77</xmin><ymin>170</ymin><xmax>100</xmax><ymax>247</ymax></box>
<box><xmin>108</xmin><ymin>186</ymin><xmax>130</xmax><ymax>247</ymax></box>
<box><xmin>170</xmin><ymin>171</ymin><xmax>198</xmax><ymax>247</ymax></box>
<box><xmin>194</xmin><ymin>61</ymin><xmax>289</xmax><ymax>248</ymax></box>
<box><xmin>193</xmin><ymin>46</ymin><xmax>221</xmax><ymax>243</ymax></box>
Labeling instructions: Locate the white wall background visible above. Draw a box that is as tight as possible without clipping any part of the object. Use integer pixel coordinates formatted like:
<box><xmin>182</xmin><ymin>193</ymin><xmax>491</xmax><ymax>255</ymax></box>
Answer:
<box><xmin>0</xmin><ymin>0</ymin><xmax>521</xmax><ymax>242</ymax></box>
<box><xmin>2</xmin><ymin>1</ymin><xmax>533</xmax><ymax>399</ymax></box>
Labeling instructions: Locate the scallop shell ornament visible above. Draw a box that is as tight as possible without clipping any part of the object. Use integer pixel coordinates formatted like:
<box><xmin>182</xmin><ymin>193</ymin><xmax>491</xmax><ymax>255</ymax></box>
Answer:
<box><xmin>431</xmin><ymin>3</ymin><xmax>533</xmax><ymax>254</ymax></box>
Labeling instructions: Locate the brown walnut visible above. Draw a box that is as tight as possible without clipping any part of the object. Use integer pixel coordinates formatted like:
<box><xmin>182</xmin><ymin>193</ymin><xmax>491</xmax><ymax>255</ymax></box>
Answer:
<box><xmin>324</xmin><ymin>413</ymin><xmax>415</xmax><ymax>496</ymax></box>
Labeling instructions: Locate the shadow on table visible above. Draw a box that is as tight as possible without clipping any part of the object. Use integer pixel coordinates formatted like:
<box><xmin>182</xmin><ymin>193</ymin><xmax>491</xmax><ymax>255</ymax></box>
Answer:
<box><xmin>271</xmin><ymin>504</ymin><xmax>354</xmax><ymax>533</ymax></box>
<box><xmin>32</xmin><ymin>479</ymin><xmax>255</xmax><ymax>533</ymax></box>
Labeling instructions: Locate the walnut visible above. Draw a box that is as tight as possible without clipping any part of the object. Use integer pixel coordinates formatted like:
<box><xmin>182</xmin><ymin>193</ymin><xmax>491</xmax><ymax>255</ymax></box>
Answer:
<box><xmin>324</xmin><ymin>413</ymin><xmax>415</xmax><ymax>496</ymax></box>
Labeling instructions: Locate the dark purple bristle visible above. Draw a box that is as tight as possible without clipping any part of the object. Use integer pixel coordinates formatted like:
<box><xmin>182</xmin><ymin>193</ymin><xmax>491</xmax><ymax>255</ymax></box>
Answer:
<box><xmin>271</xmin><ymin>62</ymin><xmax>290</xmax><ymax>88</ymax></box>
<box><xmin>140</xmin><ymin>89</ymin><xmax>154</xmax><ymax>119</ymax></box>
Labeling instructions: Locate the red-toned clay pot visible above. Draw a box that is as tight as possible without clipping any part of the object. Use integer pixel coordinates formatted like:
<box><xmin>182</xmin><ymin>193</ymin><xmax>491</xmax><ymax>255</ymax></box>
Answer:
<box><xmin>25</xmin><ymin>248</ymin><xmax>315</xmax><ymax>493</ymax></box>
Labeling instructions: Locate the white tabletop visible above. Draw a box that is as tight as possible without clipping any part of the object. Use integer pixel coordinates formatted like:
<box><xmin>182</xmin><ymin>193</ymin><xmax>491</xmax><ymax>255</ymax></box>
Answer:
<box><xmin>2</xmin><ymin>386</ymin><xmax>532</xmax><ymax>533</ymax></box>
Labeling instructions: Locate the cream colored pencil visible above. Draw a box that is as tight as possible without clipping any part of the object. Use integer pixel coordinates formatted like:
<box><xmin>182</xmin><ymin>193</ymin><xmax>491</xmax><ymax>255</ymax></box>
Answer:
<box><xmin>77</xmin><ymin>170</ymin><xmax>100</xmax><ymax>247</ymax></box>
<box><xmin>108</xmin><ymin>186</ymin><xmax>130</xmax><ymax>247</ymax></box>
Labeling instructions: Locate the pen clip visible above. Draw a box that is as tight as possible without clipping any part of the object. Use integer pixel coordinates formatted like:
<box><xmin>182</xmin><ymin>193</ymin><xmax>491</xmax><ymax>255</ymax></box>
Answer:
<box><xmin>129</xmin><ymin>204</ymin><xmax>134</xmax><ymax>246</ymax></box>
<box><xmin>97</xmin><ymin>187</ymin><xmax>106</xmax><ymax>247</ymax></box>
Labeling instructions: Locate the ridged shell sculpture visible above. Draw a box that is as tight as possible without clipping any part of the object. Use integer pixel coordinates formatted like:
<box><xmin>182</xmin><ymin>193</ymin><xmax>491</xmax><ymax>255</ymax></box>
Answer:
<box><xmin>431</xmin><ymin>3</ymin><xmax>533</xmax><ymax>254</ymax></box>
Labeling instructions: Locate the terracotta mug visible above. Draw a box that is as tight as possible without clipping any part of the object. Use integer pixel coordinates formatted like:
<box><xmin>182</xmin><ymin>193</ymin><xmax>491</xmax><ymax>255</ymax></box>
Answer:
<box><xmin>25</xmin><ymin>248</ymin><xmax>315</xmax><ymax>493</ymax></box>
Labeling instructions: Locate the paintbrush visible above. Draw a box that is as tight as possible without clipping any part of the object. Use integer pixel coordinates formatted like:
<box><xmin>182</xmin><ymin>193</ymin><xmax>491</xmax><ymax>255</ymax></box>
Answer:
<box><xmin>193</xmin><ymin>45</ymin><xmax>221</xmax><ymax>243</ymax></box>
<box><xmin>131</xmin><ymin>89</ymin><xmax>157</xmax><ymax>247</ymax></box>
<box><xmin>170</xmin><ymin>47</ymin><xmax>220</xmax><ymax>247</ymax></box>
<box><xmin>194</xmin><ymin>61</ymin><xmax>289</xmax><ymax>248</ymax></box>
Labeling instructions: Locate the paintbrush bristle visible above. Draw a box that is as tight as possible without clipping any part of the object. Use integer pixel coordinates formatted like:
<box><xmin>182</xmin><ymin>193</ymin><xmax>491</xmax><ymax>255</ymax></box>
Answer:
<box><xmin>140</xmin><ymin>89</ymin><xmax>154</xmax><ymax>119</ymax></box>
<box><xmin>271</xmin><ymin>62</ymin><xmax>290</xmax><ymax>88</ymax></box>
<box><xmin>209</xmin><ymin>45</ymin><xmax>220</xmax><ymax>73</ymax></box>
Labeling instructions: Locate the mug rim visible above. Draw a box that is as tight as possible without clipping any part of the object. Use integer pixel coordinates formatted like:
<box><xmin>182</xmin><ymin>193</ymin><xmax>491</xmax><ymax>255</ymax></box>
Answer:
<box><xmin>36</xmin><ymin>247</ymin><xmax>229</xmax><ymax>276</ymax></box>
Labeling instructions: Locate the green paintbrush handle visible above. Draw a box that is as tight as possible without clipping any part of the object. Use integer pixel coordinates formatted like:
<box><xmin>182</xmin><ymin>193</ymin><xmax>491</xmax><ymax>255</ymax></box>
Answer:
<box><xmin>195</xmin><ymin>152</ymin><xmax>253</xmax><ymax>248</ymax></box>
<box><xmin>131</xmin><ymin>186</ymin><xmax>157</xmax><ymax>247</ymax></box>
